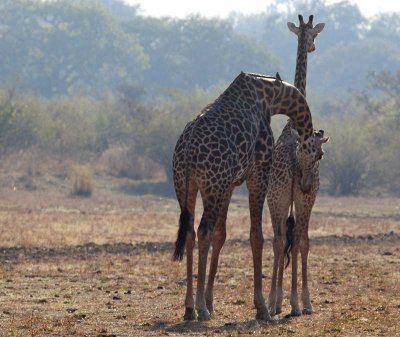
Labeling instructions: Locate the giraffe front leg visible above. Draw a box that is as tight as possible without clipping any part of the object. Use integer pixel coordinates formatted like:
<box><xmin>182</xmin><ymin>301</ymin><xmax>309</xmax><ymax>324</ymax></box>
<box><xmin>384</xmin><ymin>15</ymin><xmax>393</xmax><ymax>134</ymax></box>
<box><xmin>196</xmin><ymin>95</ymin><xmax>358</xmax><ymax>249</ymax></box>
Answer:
<box><xmin>267</xmin><ymin>169</ymin><xmax>292</xmax><ymax>317</ymax></box>
<box><xmin>250</xmin><ymin>226</ymin><xmax>270</xmax><ymax>321</ymax></box>
<box><xmin>289</xmin><ymin>243</ymin><xmax>301</xmax><ymax>317</ymax></box>
<box><xmin>268</xmin><ymin>231</ymin><xmax>284</xmax><ymax>316</ymax></box>
<box><xmin>267</xmin><ymin>237</ymin><xmax>278</xmax><ymax>315</ymax></box>
<box><xmin>276</xmin><ymin>239</ymin><xmax>285</xmax><ymax>316</ymax></box>
<box><xmin>300</xmin><ymin>232</ymin><xmax>313</xmax><ymax>314</ymax></box>
<box><xmin>294</xmin><ymin>198</ymin><xmax>315</xmax><ymax>316</ymax></box>
<box><xmin>248</xmin><ymin>189</ymin><xmax>271</xmax><ymax>321</ymax></box>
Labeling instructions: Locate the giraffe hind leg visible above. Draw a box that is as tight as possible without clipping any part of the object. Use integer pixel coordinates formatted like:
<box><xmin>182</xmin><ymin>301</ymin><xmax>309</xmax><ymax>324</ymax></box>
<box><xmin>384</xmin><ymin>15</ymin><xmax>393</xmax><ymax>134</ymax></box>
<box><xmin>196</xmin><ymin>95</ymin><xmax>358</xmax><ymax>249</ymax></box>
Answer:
<box><xmin>174</xmin><ymin>177</ymin><xmax>198</xmax><ymax>321</ymax></box>
<box><xmin>183</xmin><ymin>219</ymin><xmax>196</xmax><ymax>321</ymax></box>
<box><xmin>205</xmin><ymin>189</ymin><xmax>233</xmax><ymax>316</ymax></box>
<box><xmin>247</xmin><ymin>178</ymin><xmax>271</xmax><ymax>321</ymax></box>
<box><xmin>268</xmin><ymin>218</ymin><xmax>284</xmax><ymax>316</ymax></box>
<box><xmin>195</xmin><ymin>212</ymin><xmax>213</xmax><ymax>321</ymax></box>
<box><xmin>195</xmin><ymin>190</ymin><xmax>229</xmax><ymax>321</ymax></box>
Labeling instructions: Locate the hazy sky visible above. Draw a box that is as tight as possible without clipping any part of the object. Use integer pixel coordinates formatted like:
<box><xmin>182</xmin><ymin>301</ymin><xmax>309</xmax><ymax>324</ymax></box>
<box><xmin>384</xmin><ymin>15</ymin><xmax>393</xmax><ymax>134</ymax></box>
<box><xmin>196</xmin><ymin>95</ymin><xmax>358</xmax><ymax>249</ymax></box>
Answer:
<box><xmin>124</xmin><ymin>0</ymin><xmax>400</xmax><ymax>18</ymax></box>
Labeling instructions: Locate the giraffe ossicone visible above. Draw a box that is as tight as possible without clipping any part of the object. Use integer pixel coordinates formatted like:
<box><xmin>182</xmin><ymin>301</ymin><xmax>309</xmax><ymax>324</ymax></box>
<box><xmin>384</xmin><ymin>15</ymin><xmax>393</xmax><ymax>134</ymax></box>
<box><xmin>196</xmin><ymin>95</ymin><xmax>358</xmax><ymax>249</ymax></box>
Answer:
<box><xmin>267</xmin><ymin>14</ymin><xmax>328</xmax><ymax>318</ymax></box>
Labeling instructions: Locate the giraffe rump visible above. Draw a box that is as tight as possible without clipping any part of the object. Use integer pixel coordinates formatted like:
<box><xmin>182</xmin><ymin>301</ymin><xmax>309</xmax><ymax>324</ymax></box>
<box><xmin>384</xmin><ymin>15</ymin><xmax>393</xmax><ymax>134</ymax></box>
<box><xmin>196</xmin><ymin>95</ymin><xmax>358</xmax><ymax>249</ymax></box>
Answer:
<box><xmin>284</xmin><ymin>214</ymin><xmax>295</xmax><ymax>269</ymax></box>
<box><xmin>172</xmin><ymin>207</ymin><xmax>191</xmax><ymax>261</ymax></box>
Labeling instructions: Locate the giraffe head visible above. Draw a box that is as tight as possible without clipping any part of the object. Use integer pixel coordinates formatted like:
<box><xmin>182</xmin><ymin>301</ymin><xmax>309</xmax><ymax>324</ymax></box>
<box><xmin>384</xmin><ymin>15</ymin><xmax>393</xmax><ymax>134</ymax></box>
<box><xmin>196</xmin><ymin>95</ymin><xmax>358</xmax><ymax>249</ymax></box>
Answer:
<box><xmin>297</xmin><ymin>129</ymin><xmax>329</xmax><ymax>192</ymax></box>
<box><xmin>287</xmin><ymin>14</ymin><xmax>325</xmax><ymax>53</ymax></box>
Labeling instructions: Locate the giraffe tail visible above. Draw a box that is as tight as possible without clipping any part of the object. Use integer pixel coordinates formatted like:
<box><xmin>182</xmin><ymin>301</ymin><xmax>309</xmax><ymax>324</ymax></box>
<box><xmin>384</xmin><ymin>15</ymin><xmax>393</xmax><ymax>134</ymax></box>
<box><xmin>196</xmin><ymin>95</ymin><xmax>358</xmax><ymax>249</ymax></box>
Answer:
<box><xmin>284</xmin><ymin>214</ymin><xmax>296</xmax><ymax>269</ymax></box>
<box><xmin>172</xmin><ymin>207</ymin><xmax>191</xmax><ymax>261</ymax></box>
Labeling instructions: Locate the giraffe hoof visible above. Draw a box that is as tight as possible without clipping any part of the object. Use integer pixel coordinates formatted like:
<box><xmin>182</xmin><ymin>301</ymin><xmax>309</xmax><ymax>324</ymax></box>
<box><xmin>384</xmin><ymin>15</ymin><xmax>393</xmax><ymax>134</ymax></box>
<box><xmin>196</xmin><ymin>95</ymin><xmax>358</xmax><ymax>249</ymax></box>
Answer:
<box><xmin>285</xmin><ymin>308</ymin><xmax>302</xmax><ymax>318</ymax></box>
<box><xmin>206</xmin><ymin>299</ymin><xmax>214</xmax><ymax>316</ymax></box>
<box><xmin>206</xmin><ymin>306</ymin><xmax>214</xmax><ymax>316</ymax></box>
<box><xmin>302</xmin><ymin>307</ymin><xmax>313</xmax><ymax>315</ymax></box>
<box><xmin>256</xmin><ymin>309</ymin><xmax>272</xmax><ymax>322</ymax></box>
<box><xmin>270</xmin><ymin>307</ymin><xmax>282</xmax><ymax>316</ymax></box>
<box><xmin>197</xmin><ymin>309</ymin><xmax>211</xmax><ymax>321</ymax></box>
<box><xmin>183</xmin><ymin>308</ymin><xmax>196</xmax><ymax>321</ymax></box>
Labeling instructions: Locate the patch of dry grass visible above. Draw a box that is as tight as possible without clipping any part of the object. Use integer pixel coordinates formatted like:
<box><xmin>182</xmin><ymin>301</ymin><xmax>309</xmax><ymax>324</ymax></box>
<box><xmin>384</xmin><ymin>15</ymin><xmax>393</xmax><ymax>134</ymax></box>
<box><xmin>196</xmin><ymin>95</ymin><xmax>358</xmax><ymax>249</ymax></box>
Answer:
<box><xmin>0</xmin><ymin>189</ymin><xmax>399</xmax><ymax>336</ymax></box>
<box><xmin>0</xmin><ymin>190</ymin><xmax>398</xmax><ymax>248</ymax></box>
<box><xmin>0</xmin><ymin>242</ymin><xmax>398</xmax><ymax>336</ymax></box>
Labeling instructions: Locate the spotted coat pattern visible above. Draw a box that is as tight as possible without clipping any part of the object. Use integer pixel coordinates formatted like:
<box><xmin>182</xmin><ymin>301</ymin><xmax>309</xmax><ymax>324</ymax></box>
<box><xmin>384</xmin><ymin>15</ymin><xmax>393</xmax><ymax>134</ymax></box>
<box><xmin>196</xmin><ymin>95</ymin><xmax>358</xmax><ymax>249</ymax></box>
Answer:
<box><xmin>172</xmin><ymin>71</ymin><xmax>321</xmax><ymax>322</ymax></box>
<box><xmin>266</xmin><ymin>15</ymin><xmax>327</xmax><ymax>317</ymax></box>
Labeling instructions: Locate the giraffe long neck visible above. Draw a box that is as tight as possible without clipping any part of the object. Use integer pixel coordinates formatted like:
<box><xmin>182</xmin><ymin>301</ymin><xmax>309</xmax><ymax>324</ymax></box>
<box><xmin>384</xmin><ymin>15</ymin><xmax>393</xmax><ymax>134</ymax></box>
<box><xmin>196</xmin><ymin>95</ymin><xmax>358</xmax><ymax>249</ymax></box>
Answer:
<box><xmin>269</xmin><ymin>81</ymin><xmax>313</xmax><ymax>143</ymax></box>
<box><xmin>283</xmin><ymin>95</ymin><xmax>313</xmax><ymax>142</ymax></box>
<box><xmin>231</xmin><ymin>73</ymin><xmax>314</xmax><ymax>144</ymax></box>
<box><xmin>294</xmin><ymin>32</ymin><xmax>308</xmax><ymax>96</ymax></box>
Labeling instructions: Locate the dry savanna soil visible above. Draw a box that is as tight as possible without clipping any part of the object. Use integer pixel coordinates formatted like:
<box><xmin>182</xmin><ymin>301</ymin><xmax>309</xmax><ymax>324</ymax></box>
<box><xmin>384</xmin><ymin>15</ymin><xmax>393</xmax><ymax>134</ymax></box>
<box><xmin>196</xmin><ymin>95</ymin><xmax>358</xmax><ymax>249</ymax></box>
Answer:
<box><xmin>0</xmin><ymin>185</ymin><xmax>399</xmax><ymax>337</ymax></box>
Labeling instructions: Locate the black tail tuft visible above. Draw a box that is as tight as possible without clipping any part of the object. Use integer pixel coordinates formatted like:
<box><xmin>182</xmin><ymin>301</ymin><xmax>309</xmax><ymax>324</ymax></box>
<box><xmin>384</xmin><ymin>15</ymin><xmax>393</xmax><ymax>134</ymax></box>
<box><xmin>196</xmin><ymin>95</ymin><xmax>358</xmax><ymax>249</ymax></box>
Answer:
<box><xmin>172</xmin><ymin>208</ymin><xmax>191</xmax><ymax>261</ymax></box>
<box><xmin>284</xmin><ymin>214</ymin><xmax>296</xmax><ymax>269</ymax></box>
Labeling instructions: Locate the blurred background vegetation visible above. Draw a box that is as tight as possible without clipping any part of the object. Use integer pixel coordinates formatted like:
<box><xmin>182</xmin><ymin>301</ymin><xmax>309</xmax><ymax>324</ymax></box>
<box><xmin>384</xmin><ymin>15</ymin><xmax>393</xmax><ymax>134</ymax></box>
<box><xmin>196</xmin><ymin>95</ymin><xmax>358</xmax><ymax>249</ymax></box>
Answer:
<box><xmin>0</xmin><ymin>0</ymin><xmax>399</xmax><ymax>196</ymax></box>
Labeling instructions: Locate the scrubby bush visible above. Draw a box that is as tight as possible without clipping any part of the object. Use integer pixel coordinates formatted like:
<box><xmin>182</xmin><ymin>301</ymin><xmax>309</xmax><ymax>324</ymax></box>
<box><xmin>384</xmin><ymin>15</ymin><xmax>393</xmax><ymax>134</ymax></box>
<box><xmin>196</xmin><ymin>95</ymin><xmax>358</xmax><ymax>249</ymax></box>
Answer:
<box><xmin>0</xmin><ymin>70</ymin><xmax>399</xmax><ymax>197</ymax></box>
<box><xmin>70</xmin><ymin>165</ymin><xmax>93</xmax><ymax>197</ymax></box>
<box><xmin>102</xmin><ymin>146</ymin><xmax>163</xmax><ymax>180</ymax></box>
<box><xmin>0</xmin><ymin>90</ymin><xmax>44</xmax><ymax>154</ymax></box>
<box><xmin>133</xmin><ymin>85</ymin><xmax>224</xmax><ymax>182</ymax></box>
<box><xmin>320</xmin><ymin>118</ymin><xmax>368</xmax><ymax>195</ymax></box>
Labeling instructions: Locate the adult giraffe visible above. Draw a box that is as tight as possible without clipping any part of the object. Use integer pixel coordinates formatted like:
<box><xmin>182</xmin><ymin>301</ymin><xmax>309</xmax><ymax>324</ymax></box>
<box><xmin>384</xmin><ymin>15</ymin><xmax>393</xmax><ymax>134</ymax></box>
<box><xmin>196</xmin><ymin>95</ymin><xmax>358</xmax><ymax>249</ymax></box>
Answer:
<box><xmin>267</xmin><ymin>15</ymin><xmax>328</xmax><ymax>317</ymax></box>
<box><xmin>172</xmin><ymin>71</ymin><xmax>322</xmax><ymax>321</ymax></box>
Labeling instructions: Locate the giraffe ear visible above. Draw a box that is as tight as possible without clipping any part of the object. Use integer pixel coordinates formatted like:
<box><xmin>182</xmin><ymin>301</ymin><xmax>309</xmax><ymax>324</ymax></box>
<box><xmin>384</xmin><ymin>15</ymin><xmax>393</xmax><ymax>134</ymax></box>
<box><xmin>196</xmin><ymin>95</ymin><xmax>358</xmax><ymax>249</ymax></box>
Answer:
<box><xmin>321</xmin><ymin>137</ymin><xmax>329</xmax><ymax>144</ymax></box>
<box><xmin>312</xmin><ymin>23</ymin><xmax>325</xmax><ymax>34</ymax></box>
<box><xmin>287</xmin><ymin>22</ymin><xmax>299</xmax><ymax>34</ymax></box>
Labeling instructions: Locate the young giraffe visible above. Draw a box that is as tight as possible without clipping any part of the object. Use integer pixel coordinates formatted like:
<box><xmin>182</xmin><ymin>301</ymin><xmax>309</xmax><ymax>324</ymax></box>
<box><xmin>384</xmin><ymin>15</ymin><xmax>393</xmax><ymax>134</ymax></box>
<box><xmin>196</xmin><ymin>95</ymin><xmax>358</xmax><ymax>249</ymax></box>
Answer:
<box><xmin>267</xmin><ymin>15</ymin><xmax>327</xmax><ymax>317</ymax></box>
<box><xmin>172</xmin><ymin>71</ymin><xmax>322</xmax><ymax>322</ymax></box>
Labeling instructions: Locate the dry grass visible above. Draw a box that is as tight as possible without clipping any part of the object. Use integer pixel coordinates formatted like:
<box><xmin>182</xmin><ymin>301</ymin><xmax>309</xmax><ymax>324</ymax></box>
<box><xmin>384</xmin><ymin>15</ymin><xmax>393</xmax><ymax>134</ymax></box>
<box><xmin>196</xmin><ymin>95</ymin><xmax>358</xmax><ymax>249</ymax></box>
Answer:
<box><xmin>0</xmin><ymin>187</ymin><xmax>399</xmax><ymax>336</ymax></box>
<box><xmin>70</xmin><ymin>165</ymin><xmax>93</xmax><ymax>197</ymax></box>
<box><xmin>0</xmin><ymin>189</ymin><xmax>398</xmax><ymax>248</ymax></box>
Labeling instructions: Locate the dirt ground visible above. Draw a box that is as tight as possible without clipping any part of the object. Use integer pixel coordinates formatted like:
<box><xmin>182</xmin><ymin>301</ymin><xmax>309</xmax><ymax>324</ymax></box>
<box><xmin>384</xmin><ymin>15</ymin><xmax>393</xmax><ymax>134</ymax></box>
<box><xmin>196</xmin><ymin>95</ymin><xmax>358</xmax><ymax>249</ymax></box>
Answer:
<box><xmin>0</xmin><ymin>188</ymin><xmax>399</xmax><ymax>337</ymax></box>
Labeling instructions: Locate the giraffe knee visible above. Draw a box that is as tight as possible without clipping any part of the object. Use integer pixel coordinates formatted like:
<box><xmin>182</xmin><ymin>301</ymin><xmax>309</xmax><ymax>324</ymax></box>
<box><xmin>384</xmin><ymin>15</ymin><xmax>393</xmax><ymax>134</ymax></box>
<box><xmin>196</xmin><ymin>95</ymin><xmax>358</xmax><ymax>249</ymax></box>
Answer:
<box><xmin>197</xmin><ymin>221</ymin><xmax>212</xmax><ymax>242</ymax></box>
<box><xmin>250</xmin><ymin>230</ymin><xmax>264</xmax><ymax>247</ymax></box>
<box><xmin>299</xmin><ymin>236</ymin><xmax>310</xmax><ymax>250</ymax></box>
<box><xmin>186</xmin><ymin>230</ymin><xmax>196</xmax><ymax>249</ymax></box>
<box><xmin>212</xmin><ymin>230</ymin><xmax>226</xmax><ymax>248</ymax></box>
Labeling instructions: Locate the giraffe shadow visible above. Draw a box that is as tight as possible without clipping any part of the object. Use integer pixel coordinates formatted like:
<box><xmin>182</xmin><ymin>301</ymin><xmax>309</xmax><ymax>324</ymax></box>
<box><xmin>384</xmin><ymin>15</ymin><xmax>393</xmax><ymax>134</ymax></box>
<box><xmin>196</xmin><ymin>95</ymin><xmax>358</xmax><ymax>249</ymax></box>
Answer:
<box><xmin>144</xmin><ymin>317</ymin><xmax>289</xmax><ymax>334</ymax></box>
